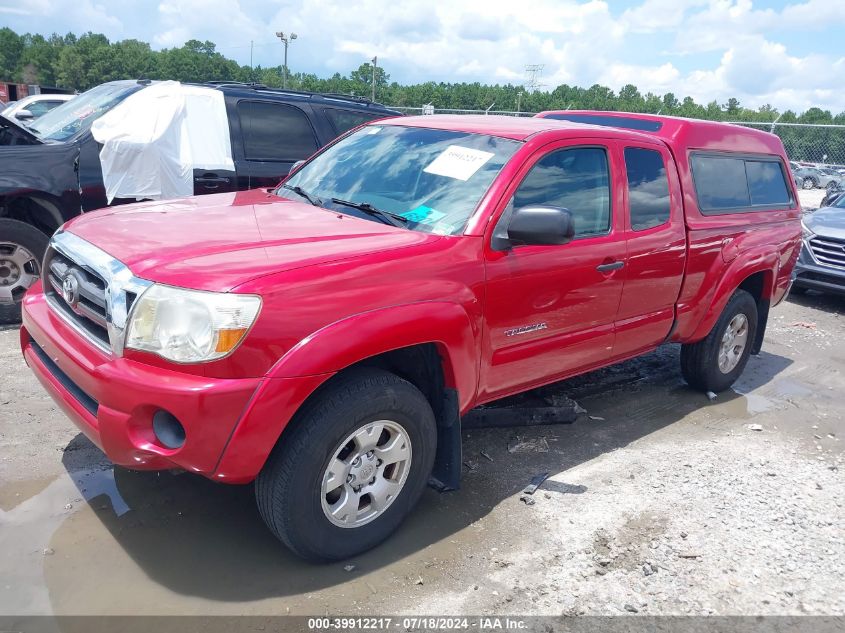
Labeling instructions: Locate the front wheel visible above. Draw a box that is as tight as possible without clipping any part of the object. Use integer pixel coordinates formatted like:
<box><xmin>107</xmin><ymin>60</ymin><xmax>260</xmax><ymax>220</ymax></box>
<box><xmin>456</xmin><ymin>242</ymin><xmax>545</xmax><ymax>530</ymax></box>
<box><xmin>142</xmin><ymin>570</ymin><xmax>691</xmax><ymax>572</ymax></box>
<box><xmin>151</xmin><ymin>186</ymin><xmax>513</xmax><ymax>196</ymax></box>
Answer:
<box><xmin>255</xmin><ymin>368</ymin><xmax>437</xmax><ymax>561</ymax></box>
<box><xmin>802</xmin><ymin>177</ymin><xmax>816</xmax><ymax>190</ymax></box>
<box><xmin>680</xmin><ymin>289</ymin><xmax>758</xmax><ymax>393</ymax></box>
<box><xmin>0</xmin><ymin>219</ymin><xmax>50</xmax><ymax>325</ymax></box>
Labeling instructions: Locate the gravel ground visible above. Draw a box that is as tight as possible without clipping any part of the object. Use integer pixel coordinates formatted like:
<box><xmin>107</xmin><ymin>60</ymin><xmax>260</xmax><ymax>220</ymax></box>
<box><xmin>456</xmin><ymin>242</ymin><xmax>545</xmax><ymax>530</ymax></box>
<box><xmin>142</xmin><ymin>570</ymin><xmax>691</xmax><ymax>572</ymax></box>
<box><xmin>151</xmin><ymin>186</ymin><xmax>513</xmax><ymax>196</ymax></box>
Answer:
<box><xmin>0</xmin><ymin>288</ymin><xmax>843</xmax><ymax>618</ymax></box>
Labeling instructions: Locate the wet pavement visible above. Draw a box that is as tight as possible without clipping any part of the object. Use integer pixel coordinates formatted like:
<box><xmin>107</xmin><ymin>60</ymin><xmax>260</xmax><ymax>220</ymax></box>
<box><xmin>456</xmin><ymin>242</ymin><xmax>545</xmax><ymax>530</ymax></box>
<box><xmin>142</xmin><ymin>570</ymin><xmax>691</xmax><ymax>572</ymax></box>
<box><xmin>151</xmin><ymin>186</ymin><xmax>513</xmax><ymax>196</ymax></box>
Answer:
<box><xmin>1</xmin><ymin>291</ymin><xmax>843</xmax><ymax>616</ymax></box>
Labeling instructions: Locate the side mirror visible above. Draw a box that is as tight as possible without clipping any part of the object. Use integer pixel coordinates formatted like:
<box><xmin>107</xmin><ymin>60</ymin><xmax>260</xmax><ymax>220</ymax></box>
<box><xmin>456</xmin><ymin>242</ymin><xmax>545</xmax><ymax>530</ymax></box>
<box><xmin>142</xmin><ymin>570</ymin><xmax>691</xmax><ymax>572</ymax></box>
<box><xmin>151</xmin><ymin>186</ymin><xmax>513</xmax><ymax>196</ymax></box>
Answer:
<box><xmin>289</xmin><ymin>159</ymin><xmax>306</xmax><ymax>174</ymax></box>
<box><xmin>15</xmin><ymin>109</ymin><xmax>34</xmax><ymax>121</ymax></box>
<box><xmin>505</xmin><ymin>206</ymin><xmax>575</xmax><ymax>248</ymax></box>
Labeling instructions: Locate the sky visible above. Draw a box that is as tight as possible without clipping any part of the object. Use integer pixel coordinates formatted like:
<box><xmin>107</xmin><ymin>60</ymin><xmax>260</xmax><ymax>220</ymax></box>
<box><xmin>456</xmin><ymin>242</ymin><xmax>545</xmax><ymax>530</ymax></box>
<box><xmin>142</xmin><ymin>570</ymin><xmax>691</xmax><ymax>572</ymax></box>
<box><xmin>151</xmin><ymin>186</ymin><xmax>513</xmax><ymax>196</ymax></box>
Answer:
<box><xmin>1</xmin><ymin>0</ymin><xmax>843</xmax><ymax>114</ymax></box>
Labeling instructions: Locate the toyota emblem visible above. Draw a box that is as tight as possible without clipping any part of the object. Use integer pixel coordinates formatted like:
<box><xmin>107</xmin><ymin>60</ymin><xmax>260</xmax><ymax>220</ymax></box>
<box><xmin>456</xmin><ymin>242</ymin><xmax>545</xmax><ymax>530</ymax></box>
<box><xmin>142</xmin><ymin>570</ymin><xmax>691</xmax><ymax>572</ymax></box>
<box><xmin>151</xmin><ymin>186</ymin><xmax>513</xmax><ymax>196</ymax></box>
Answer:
<box><xmin>62</xmin><ymin>273</ymin><xmax>80</xmax><ymax>308</ymax></box>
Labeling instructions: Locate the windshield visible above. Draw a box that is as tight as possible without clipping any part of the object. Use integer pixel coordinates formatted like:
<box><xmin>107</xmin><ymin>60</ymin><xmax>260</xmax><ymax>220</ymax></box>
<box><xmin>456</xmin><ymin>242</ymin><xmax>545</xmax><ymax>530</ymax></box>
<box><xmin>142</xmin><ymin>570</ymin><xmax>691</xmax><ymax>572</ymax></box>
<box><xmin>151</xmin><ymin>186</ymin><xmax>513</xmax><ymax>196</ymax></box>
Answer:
<box><xmin>30</xmin><ymin>83</ymin><xmax>142</xmax><ymax>142</ymax></box>
<box><xmin>278</xmin><ymin>124</ymin><xmax>521</xmax><ymax>235</ymax></box>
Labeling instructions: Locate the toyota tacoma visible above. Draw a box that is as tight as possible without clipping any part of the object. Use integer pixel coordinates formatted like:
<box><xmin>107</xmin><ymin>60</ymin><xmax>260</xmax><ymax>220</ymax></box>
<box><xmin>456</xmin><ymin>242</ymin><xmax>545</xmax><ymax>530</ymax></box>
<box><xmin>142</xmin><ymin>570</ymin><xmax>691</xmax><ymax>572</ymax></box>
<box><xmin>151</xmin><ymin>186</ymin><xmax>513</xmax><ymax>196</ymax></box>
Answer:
<box><xmin>20</xmin><ymin>112</ymin><xmax>801</xmax><ymax>560</ymax></box>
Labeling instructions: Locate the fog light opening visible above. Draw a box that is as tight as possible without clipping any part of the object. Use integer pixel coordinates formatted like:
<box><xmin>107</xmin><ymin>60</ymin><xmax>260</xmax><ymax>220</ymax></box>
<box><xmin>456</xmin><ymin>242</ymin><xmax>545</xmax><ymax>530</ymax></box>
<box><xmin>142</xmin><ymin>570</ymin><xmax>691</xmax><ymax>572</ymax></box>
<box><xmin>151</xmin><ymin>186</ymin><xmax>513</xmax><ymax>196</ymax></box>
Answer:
<box><xmin>152</xmin><ymin>410</ymin><xmax>186</xmax><ymax>449</ymax></box>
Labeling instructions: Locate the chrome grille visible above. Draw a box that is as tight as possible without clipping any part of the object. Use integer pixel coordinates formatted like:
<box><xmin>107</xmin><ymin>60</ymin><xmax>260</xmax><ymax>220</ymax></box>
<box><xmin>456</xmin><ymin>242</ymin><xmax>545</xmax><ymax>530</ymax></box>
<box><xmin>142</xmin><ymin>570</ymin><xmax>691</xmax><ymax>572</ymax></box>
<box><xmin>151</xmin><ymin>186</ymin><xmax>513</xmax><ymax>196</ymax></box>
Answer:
<box><xmin>44</xmin><ymin>248</ymin><xmax>110</xmax><ymax>347</ymax></box>
<box><xmin>809</xmin><ymin>235</ymin><xmax>845</xmax><ymax>270</ymax></box>
<box><xmin>42</xmin><ymin>231</ymin><xmax>152</xmax><ymax>355</ymax></box>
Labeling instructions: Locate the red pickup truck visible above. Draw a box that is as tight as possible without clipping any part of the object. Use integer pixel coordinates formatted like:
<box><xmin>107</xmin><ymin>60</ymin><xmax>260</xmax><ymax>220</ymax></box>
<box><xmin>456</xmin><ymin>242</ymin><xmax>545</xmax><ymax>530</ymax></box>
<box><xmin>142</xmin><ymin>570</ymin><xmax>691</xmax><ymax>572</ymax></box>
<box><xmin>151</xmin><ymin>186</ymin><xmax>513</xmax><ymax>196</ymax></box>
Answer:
<box><xmin>20</xmin><ymin>112</ymin><xmax>801</xmax><ymax>561</ymax></box>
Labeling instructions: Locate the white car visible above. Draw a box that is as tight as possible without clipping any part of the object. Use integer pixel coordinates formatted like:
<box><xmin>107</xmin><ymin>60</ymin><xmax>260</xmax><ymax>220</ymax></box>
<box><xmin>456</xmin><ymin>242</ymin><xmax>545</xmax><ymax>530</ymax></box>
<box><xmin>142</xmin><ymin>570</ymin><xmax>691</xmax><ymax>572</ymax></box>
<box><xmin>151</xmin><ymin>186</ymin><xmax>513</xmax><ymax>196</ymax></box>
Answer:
<box><xmin>1</xmin><ymin>94</ymin><xmax>75</xmax><ymax>123</ymax></box>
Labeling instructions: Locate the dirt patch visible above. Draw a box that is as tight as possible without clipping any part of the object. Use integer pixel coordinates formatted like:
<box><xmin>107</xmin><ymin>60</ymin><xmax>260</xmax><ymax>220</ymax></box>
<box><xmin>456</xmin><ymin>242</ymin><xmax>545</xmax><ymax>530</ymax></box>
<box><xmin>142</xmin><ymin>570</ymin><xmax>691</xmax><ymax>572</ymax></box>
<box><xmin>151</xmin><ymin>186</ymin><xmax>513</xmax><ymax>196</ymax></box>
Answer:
<box><xmin>1</xmin><ymin>292</ymin><xmax>843</xmax><ymax>616</ymax></box>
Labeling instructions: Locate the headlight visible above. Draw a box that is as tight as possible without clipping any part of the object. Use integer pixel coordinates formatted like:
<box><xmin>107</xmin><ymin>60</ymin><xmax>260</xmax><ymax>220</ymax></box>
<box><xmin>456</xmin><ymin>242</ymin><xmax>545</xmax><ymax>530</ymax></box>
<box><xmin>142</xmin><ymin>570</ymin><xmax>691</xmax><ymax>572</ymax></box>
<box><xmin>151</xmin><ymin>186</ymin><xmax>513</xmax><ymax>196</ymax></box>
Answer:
<box><xmin>125</xmin><ymin>285</ymin><xmax>261</xmax><ymax>363</ymax></box>
<box><xmin>801</xmin><ymin>217</ymin><xmax>815</xmax><ymax>240</ymax></box>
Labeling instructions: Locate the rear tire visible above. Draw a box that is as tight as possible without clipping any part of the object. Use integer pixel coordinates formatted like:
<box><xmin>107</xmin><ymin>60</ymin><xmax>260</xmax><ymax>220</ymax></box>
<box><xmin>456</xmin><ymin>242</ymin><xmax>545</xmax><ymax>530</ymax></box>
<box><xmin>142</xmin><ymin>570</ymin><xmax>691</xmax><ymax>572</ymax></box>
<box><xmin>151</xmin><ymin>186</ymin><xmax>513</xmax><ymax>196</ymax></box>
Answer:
<box><xmin>681</xmin><ymin>289</ymin><xmax>758</xmax><ymax>393</ymax></box>
<box><xmin>0</xmin><ymin>219</ymin><xmax>49</xmax><ymax>325</ymax></box>
<box><xmin>255</xmin><ymin>367</ymin><xmax>437</xmax><ymax>561</ymax></box>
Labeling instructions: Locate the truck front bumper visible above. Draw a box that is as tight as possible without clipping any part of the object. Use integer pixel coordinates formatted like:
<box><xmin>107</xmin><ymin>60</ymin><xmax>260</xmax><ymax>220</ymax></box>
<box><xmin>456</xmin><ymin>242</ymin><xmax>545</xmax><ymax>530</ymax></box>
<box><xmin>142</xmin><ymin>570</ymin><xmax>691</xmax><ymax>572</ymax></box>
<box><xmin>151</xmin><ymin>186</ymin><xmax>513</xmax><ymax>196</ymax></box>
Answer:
<box><xmin>21</xmin><ymin>287</ymin><xmax>267</xmax><ymax>479</ymax></box>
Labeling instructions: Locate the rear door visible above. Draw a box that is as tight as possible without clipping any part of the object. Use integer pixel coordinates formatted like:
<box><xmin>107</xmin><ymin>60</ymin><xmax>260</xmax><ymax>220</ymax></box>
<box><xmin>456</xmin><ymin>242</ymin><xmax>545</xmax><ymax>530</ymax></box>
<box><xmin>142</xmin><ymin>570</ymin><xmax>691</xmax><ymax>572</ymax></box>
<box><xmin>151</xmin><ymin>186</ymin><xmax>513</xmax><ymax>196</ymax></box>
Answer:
<box><xmin>230</xmin><ymin>99</ymin><xmax>321</xmax><ymax>191</ymax></box>
<box><xmin>612</xmin><ymin>140</ymin><xmax>686</xmax><ymax>358</ymax></box>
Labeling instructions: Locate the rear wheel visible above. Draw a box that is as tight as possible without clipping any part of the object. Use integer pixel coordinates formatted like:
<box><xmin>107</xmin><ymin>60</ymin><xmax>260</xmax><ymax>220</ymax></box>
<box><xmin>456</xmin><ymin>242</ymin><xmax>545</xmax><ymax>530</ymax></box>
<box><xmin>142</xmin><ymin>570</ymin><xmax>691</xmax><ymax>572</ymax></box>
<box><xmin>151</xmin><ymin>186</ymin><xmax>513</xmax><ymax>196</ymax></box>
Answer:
<box><xmin>681</xmin><ymin>289</ymin><xmax>758</xmax><ymax>393</ymax></box>
<box><xmin>0</xmin><ymin>219</ymin><xmax>49</xmax><ymax>325</ymax></box>
<box><xmin>255</xmin><ymin>368</ymin><xmax>437</xmax><ymax>561</ymax></box>
<box><xmin>802</xmin><ymin>177</ymin><xmax>816</xmax><ymax>190</ymax></box>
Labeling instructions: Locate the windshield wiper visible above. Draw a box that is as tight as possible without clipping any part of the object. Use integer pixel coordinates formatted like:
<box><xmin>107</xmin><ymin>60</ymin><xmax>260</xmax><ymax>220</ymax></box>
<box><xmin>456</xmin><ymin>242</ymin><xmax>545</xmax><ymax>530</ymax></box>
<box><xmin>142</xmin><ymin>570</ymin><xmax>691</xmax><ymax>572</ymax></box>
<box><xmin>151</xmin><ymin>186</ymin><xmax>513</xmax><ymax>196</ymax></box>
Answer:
<box><xmin>281</xmin><ymin>184</ymin><xmax>323</xmax><ymax>207</ymax></box>
<box><xmin>330</xmin><ymin>198</ymin><xmax>409</xmax><ymax>228</ymax></box>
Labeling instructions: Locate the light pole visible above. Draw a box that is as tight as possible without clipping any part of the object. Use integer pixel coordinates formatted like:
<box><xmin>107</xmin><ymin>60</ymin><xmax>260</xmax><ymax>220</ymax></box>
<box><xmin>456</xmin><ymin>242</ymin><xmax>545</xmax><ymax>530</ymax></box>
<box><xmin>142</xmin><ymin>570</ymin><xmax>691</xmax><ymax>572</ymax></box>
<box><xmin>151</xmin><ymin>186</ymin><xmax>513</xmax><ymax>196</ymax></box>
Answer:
<box><xmin>275</xmin><ymin>31</ymin><xmax>297</xmax><ymax>89</ymax></box>
<box><xmin>371</xmin><ymin>56</ymin><xmax>377</xmax><ymax>102</ymax></box>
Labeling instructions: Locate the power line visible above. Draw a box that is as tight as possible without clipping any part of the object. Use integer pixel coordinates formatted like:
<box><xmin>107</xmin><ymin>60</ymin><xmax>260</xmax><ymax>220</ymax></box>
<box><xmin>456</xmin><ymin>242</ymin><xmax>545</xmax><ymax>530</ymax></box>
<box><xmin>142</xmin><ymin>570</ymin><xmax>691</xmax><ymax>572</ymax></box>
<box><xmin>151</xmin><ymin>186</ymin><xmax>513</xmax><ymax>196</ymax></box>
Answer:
<box><xmin>524</xmin><ymin>64</ymin><xmax>545</xmax><ymax>91</ymax></box>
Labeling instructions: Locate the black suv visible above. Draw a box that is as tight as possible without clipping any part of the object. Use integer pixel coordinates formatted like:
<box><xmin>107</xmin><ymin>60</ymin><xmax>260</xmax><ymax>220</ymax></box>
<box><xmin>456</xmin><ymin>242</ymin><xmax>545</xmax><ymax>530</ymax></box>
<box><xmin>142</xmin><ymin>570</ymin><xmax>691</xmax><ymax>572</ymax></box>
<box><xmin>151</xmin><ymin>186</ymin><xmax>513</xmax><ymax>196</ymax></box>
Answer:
<box><xmin>0</xmin><ymin>80</ymin><xmax>401</xmax><ymax>323</ymax></box>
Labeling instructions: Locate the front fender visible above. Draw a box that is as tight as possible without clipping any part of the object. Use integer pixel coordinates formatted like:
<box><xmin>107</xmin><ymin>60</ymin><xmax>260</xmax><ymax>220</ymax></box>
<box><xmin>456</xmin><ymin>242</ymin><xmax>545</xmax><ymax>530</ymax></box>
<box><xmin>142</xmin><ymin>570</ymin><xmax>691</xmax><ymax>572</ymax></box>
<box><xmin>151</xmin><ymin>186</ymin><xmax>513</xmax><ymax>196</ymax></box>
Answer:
<box><xmin>212</xmin><ymin>301</ymin><xmax>479</xmax><ymax>482</ymax></box>
<box><xmin>268</xmin><ymin>301</ymin><xmax>479</xmax><ymax>411</ymax></box>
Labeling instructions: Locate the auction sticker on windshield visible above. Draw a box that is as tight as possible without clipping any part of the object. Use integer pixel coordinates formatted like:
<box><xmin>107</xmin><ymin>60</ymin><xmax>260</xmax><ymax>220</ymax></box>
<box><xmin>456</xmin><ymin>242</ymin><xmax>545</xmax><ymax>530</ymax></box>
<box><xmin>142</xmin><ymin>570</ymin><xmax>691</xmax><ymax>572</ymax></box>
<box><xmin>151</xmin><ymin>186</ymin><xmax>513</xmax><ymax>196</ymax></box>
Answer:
<box><xmin>423</xmin><ymin>145</ymin><xmax>495</xmax><ymax>181</ymax></box>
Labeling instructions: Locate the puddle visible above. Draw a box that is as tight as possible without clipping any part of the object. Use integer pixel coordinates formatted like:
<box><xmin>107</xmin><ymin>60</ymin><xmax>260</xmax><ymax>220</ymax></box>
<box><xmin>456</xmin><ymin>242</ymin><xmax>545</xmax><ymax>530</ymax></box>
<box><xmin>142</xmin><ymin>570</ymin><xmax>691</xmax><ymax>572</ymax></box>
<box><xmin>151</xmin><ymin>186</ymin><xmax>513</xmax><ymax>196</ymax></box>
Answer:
<box><xmin>726</xmin><ymin>389</ymin><xmax>778</xmax><ymax>418</ymax></box>
<box><xmin>1</xmin><ymin>464</ymin><xmax>501</xmax><ymax>615</ymax></box>
<box><xmin>770</xmin><ymin>378</ymin><xmax>814</xmax><ymax>399</ymax></box>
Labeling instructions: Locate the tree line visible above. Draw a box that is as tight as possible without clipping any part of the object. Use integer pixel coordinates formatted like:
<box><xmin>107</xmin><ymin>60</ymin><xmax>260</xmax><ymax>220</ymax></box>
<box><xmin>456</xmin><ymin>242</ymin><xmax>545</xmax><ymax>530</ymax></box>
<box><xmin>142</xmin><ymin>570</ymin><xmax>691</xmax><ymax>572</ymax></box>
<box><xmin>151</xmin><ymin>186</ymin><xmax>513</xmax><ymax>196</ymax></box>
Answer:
<box><xmin>2</xmin><ymin>27</ymin><xmax>844</xmax><ymax>162</ymax></box>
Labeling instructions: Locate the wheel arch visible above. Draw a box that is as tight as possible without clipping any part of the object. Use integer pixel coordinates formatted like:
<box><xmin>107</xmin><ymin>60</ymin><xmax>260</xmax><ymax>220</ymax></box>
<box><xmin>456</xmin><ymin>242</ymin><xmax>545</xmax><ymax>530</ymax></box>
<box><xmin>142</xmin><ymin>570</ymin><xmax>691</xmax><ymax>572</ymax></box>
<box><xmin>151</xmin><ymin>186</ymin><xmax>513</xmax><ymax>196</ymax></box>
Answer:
<box><xmin>1</xmin><ymin>193</ymin><xmax>65</xmax><ymax>237</ymax></box>
<box><xmin>213</xmin><ymin>302</ymin><xmax>478</xmax><ymax>484</ymax></box>
<box><xmin>687</xmin><ymin>260</ymin><xmax>775</xmax><ymax>350</ymax></box>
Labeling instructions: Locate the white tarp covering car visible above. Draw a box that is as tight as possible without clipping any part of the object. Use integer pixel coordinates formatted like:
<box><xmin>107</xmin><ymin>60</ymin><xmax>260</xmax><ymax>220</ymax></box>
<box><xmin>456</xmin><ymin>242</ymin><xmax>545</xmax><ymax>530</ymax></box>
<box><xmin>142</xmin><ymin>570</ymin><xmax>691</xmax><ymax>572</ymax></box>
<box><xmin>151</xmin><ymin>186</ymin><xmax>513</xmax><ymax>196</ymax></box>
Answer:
<box><xmin>91</xmin><ymin>81</ymin><xmax>235</xmax><ymax>202</ymax></box>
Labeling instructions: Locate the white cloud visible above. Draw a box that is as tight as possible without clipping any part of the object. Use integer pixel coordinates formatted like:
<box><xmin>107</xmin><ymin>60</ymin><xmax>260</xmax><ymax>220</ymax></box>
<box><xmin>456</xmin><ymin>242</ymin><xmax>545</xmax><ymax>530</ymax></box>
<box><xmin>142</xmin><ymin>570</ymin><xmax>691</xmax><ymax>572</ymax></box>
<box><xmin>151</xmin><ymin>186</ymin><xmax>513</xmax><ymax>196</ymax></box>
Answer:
<box><xmin>3</xmin><ymin>0</ymin><xmax>843</xmax><ymax>114</ymax></box>
<box><xmin>2</xmin><ymin>0</ymin><xmax>123</xmax><ymax>34</ymax></box>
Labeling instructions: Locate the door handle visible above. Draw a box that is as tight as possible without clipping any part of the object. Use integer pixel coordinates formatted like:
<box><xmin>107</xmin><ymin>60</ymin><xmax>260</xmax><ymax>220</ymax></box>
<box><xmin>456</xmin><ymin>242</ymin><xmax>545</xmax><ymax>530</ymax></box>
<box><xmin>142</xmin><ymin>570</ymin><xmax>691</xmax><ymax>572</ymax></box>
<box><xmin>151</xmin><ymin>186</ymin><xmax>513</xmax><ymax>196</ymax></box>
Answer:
<box><xmin>596</xmin><ymin>261</ymin><xmax>624</xmax><ymax>273</ymax></box>
<box><xmin>196</xmin><ymin>176</ymin><xmax>230</xmax><ymax>184</ymax></box>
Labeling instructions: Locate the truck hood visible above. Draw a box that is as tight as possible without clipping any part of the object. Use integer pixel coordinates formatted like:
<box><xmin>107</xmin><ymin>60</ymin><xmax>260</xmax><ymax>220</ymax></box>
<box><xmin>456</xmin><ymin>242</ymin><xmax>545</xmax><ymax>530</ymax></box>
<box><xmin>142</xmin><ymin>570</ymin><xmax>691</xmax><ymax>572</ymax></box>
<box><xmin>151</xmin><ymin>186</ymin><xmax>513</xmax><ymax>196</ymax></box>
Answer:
<box><xmin>805</xmin><ymin>207</ymin><xmax>845</xmax><ymax>241</ymax></box>
<box><xmin>65</xmin><ymin>189</ymin><xmax>442</xmax><ymax>292</ymax></box>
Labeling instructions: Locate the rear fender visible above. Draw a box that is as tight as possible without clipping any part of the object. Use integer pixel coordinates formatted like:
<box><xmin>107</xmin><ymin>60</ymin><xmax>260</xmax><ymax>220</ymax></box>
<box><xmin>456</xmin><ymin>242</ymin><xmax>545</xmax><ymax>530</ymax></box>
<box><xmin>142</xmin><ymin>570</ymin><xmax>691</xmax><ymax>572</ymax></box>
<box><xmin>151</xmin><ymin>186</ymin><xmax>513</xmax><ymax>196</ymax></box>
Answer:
<box><xmin>687</xmin><ymin>252</ymin><xmax>776</xmax><ymax>343</ymax></box>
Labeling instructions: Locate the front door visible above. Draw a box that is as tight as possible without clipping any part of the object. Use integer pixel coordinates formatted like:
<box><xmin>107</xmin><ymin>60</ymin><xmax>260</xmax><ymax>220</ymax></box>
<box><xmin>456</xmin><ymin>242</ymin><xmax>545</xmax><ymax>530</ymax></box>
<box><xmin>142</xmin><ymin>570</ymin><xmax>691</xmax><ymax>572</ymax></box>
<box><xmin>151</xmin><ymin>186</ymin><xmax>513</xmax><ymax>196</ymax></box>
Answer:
<box><xmin>480</xmin><ymin>141</ymin><xmax>626</xmax><ymax>401</ymax></box>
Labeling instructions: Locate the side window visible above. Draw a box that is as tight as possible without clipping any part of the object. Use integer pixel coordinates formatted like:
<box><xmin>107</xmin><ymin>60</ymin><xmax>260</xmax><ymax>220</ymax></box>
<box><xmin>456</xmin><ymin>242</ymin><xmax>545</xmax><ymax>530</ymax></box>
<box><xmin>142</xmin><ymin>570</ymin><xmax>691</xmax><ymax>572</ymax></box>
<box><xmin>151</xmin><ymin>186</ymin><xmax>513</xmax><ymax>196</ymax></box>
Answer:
<box><xmin>324</xmin><ymin>109</ymin><xmax>380</xmax><ymax>135</ymax></box>
<box><xmin>746</xmin><ymin>160</ymin><xmax>791</xmax><ymax>205</ymax></box>
<box><xmin>690</xmin><ymin>155</ymin><xmax>749</xmax><ymax>211</ymax></box>
<box><xmin>513</xmin><ymin>147</ymin><xmax>611</xmax><ymax>238</ymax></box>
<box><xmin>624</xmin><ymin>147</ymin><xmax>671</xmax><ymax>231</ymax></box>
<box><xmin>238</xmin><ymin>101</ymin><xmax>319</xmax><ymax>162</ymax></box>
<box><xmin>691</xmin><ymin>154</ymin><xmax>793</xmax><ymax>213</ymax></box>
<box><xmin>28</xmin><ymin>101</ymin><xmax>56</xmax><ymax>116</ymax></box>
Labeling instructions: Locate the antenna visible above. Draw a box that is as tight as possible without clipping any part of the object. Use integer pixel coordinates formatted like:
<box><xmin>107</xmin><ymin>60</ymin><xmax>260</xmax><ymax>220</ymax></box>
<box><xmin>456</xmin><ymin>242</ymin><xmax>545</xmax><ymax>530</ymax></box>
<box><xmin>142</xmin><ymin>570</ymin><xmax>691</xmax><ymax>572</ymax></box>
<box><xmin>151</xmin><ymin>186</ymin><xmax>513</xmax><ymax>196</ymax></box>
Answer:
<box><xmin>524</xmin><ymin>64</ymin><xmax>545</xmax><ymax>91</ymax></box>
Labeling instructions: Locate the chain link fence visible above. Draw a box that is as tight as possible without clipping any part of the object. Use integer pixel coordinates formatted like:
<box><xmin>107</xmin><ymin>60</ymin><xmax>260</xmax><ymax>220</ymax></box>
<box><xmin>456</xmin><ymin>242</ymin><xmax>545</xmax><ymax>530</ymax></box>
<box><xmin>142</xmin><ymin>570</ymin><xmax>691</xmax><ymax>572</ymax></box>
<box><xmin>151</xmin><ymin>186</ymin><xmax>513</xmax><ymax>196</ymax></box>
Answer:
<box><xmin>390</xmin><ymin>106</ymin><xmax>845</xmax><ymax>171</ymax></box>
<box><xmin>731</xmin><ymin>122</ymin><xmax>845</xmax><ymax>170</ymax></box>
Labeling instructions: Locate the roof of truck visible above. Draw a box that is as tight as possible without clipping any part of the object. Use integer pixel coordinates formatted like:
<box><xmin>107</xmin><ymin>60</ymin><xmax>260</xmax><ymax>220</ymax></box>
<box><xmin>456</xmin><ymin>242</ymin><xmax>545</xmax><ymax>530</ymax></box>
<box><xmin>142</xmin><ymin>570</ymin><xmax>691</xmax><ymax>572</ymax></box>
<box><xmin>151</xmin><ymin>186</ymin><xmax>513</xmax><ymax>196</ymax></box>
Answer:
<box><xmin>536</xmin><ymin>110</ymin><xmax>787</xmax><ymax>156</ymax></box>
<box><xmin>378</xmin><ymin>114</ymin><xmax>656</xmax><ymax>142</ymax></box>
<box><xmin>379</xmin><ymin>112</ymin><xmax>788</xmax><ymax>157</ymax></box>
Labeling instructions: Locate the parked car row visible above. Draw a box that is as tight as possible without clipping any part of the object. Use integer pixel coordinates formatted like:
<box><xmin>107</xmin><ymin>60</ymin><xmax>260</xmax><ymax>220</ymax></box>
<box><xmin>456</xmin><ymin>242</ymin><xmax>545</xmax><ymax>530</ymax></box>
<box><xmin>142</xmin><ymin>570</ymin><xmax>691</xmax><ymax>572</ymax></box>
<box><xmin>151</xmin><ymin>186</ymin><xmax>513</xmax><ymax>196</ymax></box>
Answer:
<box><xmin>0</xmin><ymin>79</ymin><xmax>401</xmax><ymax>323</ymax></box>
<box><xmin>790</xmin><ymin>161</ymin><xmax>844</xmax><ymax>191</ymax></box>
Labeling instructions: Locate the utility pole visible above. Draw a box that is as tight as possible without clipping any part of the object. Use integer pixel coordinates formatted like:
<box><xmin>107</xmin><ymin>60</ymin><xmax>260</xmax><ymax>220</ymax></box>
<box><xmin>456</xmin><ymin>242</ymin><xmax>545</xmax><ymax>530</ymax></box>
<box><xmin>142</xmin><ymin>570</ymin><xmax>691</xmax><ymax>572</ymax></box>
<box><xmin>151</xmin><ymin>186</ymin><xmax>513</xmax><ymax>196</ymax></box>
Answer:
<box><xmin>275</xmin><ymin>31</ymin><xmax>297</xmax><ymax>89</ymax></box>
<box><xmin>516</xmin><ymin>90</ymin><xmax>523</xmax><ymax>114</ymax></box>
<box><xmin>250</xmin><ymin>40</ymin><xmax>254</xmax><ymax>82</ymax></box>
<box><xmin>524</xmin><ymin>64</ymin><xmax>545</xmax><ymax>91</ymax></box>
<box><xmin>371</xmin><ymin>56</ymin><xmax>377</xmax><ymax>102</ymax></box>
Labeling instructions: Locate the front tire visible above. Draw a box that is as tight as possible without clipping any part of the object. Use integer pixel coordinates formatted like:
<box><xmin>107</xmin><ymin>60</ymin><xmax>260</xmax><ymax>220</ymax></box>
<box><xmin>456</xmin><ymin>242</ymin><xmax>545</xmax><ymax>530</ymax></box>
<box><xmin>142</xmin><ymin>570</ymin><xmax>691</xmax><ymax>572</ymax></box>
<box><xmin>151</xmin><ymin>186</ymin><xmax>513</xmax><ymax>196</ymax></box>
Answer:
<box><xmin>255</xmin><ymin>368</ymin><xmax>437</xmax><ymax>561</ymax></box>
<box><xmin>680</xmin><ymin>289</ymin><xmax>758</xmax><ymax>393</ymax></box>
<box><xmin>0</xmin><ymin>219</ymin><xmax>49</xmax><ymax>325</ymax></box>
<box><xmin>802</xmin><ymin>177</ymin><xmax>816</xmax><ymax>190</ymax></box>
